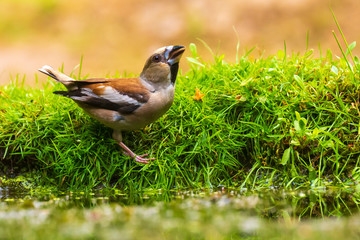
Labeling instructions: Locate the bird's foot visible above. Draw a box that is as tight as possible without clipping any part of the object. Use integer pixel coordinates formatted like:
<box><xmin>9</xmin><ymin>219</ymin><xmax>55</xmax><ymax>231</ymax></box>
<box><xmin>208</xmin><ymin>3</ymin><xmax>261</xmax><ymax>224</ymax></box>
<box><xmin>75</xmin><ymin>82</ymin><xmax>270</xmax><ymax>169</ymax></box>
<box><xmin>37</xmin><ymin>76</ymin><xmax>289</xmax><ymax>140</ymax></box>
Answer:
<box><xmin>119</xmin><ymin>142</ymin><xmax>155</xmax><ymax>164</ymax></box>
<box><xmin>122</xmin><ymin>151</ymin><xmax>155</xmax><ymax>164</ymax></box>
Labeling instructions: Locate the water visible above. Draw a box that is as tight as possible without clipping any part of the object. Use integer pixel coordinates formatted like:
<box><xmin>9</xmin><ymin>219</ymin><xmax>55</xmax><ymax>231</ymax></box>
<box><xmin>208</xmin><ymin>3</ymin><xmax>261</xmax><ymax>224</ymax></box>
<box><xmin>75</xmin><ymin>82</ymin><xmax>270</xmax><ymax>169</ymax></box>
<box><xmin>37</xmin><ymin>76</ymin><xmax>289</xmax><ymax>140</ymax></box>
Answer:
<box><xmin>1</xmin><ymin>186</ymin><xmax>359</xmax><ymax>217</ymax></box>
<box><xmin>1</xmin><ymin>186</ymin><xmax>360</xmax><ymax>239</ymax></box>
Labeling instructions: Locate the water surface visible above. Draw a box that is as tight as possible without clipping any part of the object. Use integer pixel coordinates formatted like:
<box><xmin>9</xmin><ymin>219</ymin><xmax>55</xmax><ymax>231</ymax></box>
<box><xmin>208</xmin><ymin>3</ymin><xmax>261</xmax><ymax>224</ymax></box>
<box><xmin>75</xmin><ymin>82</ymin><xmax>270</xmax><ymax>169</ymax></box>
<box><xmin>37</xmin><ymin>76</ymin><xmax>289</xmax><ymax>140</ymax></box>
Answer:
<box><xmin>1</xmin><ymin>186</ymin><xmax>359</xmax><ymax>239</ymax></box>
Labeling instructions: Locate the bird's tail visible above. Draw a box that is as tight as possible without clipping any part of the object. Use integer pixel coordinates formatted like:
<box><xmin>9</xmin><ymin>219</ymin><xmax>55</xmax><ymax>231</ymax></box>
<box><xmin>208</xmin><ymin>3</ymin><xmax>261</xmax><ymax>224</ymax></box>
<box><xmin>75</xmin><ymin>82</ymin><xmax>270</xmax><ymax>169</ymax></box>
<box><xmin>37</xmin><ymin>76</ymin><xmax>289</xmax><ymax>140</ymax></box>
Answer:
<box><xmin>38</xmin><ymin>65</ymin><xmax>76</xmax><ymax>89</ymax></box>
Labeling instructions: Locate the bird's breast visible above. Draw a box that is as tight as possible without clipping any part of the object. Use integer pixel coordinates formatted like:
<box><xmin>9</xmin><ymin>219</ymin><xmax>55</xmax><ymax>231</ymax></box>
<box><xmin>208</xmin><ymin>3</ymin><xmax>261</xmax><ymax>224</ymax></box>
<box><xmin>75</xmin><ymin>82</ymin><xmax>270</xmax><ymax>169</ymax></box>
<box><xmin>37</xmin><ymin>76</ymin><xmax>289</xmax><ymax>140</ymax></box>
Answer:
<box><xmin>127</xmin><ymin>85</ymin><xmax>175</xmax><ymax>128</ymax></box>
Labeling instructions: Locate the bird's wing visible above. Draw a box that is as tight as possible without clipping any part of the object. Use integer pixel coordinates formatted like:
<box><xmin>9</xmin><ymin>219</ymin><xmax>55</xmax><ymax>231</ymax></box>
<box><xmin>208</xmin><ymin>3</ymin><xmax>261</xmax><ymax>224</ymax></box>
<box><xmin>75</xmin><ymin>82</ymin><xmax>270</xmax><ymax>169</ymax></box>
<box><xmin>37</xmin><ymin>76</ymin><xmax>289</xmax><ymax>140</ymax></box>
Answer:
<box><xmin>55</xmin><ymin>78</ymin><xmax>150</xmax><ymax>114</ymax></box>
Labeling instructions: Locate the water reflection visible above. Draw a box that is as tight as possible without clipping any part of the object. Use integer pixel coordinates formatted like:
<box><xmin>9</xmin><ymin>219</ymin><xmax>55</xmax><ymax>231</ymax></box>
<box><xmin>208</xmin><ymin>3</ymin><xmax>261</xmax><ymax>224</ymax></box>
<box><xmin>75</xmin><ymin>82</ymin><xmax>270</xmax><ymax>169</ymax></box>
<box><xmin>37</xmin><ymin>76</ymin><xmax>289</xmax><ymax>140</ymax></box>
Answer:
<box><xmin>1</xmin><ymin>186</ymin><xmax>359</xmax><ymax>218</ymax></box>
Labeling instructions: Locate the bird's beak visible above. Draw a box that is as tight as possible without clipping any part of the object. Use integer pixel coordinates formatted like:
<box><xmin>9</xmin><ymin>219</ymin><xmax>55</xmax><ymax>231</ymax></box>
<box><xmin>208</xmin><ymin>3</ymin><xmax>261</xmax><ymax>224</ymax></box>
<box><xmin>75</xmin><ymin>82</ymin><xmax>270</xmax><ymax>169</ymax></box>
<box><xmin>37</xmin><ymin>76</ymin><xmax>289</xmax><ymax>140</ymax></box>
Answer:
<box><xmin>166</xmin><ymin>45</ymin><xmax>185</xmax><ymax>66</ymax></box>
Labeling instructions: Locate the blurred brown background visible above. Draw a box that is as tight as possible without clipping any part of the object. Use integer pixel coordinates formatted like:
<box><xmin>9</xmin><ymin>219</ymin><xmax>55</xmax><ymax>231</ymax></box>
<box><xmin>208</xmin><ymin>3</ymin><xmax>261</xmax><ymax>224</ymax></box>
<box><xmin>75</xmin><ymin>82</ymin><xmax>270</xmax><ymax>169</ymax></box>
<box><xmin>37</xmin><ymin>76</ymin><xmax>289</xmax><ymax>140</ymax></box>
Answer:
<box><xmin>0</xmin><ymin>0</ymin><xmax>359</xmax><ymax>86</ymax></box>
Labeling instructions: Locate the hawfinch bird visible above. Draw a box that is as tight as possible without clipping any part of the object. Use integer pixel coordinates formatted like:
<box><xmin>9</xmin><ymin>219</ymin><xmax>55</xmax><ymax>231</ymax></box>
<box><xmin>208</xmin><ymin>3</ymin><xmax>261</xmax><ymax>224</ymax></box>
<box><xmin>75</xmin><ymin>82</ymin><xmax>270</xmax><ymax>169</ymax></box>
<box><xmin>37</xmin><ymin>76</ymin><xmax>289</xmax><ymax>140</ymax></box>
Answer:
<box><xmin>39</xmin><ymin>45</ymin><xmax>185</xmax><ymax>164</ymax></box>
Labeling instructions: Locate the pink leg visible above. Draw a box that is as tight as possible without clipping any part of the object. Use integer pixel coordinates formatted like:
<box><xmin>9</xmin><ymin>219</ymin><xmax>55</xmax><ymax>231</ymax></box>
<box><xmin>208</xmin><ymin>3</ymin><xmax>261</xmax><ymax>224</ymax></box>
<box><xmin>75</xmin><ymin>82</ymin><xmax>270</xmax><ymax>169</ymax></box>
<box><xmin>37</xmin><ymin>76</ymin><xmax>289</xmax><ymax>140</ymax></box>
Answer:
<box><xmin>119</xmin><ymin>142</ymin><xmax>155</xmax><ymax>164</ymax></box>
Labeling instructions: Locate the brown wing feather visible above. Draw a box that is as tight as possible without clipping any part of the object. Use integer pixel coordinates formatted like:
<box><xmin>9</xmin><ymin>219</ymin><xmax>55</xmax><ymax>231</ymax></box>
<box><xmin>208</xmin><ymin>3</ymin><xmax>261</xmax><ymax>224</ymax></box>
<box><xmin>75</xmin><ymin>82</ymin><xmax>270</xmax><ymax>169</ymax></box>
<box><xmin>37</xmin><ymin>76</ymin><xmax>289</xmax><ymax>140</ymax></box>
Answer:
<box><xmin>55</xmin><ymin>77</ymin><xmax>150</xmax><ymax>115</ymax></box>
<box><xmin>86</xmin><ymin>78</ymin><xmax>150</xmax><ymax>103</ymax></box>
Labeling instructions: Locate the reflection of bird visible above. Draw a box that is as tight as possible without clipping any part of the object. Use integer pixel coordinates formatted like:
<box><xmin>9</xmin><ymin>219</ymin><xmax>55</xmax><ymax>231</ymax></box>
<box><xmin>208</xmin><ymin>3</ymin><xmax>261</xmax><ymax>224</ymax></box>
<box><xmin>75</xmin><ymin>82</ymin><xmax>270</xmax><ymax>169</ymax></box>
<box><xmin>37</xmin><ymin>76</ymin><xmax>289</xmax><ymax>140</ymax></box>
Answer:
<box><xmin>39</xmin><ymin>45</ymin><xmax>185</xmax><ymax>164</ymax></box>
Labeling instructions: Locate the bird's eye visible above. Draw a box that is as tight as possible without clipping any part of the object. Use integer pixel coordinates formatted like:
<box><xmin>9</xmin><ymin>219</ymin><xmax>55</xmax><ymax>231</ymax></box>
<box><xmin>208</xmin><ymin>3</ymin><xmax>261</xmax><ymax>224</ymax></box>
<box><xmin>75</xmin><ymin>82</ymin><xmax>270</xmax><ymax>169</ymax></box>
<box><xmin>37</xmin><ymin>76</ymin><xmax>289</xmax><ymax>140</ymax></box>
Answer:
<box><xmin>152</xmin><ymin>54</ymin><xmax>161</xmax><ymax>62</ymax></box>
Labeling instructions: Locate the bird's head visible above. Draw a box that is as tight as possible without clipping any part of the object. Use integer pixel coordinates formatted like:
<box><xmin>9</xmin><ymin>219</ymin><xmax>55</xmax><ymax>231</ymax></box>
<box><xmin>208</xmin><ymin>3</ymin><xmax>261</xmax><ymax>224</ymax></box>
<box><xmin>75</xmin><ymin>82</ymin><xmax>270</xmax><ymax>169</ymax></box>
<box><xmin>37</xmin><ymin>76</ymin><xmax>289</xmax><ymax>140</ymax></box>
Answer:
<box><xmin>140</xmin><ymin>45</ymin><xmax>185</xmax><ymax>87</ymax></box>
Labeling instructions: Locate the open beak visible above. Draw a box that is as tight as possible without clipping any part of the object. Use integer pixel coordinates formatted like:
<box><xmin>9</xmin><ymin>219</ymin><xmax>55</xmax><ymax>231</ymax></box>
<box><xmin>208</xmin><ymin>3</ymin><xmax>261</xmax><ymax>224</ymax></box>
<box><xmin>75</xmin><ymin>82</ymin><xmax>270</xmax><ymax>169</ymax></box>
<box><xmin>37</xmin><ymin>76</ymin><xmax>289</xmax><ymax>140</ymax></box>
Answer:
<box><xmin>166</xmin><ymin>45</ymin><xmax>185</xmax><ymax>66</ymax></box>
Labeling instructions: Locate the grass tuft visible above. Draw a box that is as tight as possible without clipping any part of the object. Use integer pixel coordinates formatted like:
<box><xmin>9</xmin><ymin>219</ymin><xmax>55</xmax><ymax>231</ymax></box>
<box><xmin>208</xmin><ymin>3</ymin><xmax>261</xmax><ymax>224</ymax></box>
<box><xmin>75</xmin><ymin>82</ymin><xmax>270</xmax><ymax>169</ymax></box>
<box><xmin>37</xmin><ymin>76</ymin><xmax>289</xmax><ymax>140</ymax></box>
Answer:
<box><xmin>1</xmin><ymin>41</ymin><xmax>360</xmax><ymax>190</ymax></box>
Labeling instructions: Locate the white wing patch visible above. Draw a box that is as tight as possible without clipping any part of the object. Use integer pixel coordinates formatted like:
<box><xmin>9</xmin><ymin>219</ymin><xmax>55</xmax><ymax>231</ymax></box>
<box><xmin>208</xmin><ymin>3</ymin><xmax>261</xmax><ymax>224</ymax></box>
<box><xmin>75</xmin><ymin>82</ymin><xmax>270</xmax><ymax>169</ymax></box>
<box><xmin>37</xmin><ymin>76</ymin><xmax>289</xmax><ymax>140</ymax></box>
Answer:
<box><xmin>100</xmin><ymin>86</ymin><xmax>140</xmax><ymax>105</ymax></box>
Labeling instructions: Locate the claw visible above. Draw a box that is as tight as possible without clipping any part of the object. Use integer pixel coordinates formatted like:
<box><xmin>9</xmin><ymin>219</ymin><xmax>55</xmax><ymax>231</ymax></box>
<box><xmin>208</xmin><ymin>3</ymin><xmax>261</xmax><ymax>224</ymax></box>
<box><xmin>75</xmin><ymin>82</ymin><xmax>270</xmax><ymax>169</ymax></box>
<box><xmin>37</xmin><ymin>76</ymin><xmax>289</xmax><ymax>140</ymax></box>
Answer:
<box><xmin>119</xmin><ymin>142</ymin><xmax>155</xmax><ymax>164</ymax></box>
<box><xmin>134</xmin><ymin>155</ymin><xmax>155</xmax><ymax>164</ymax></box>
